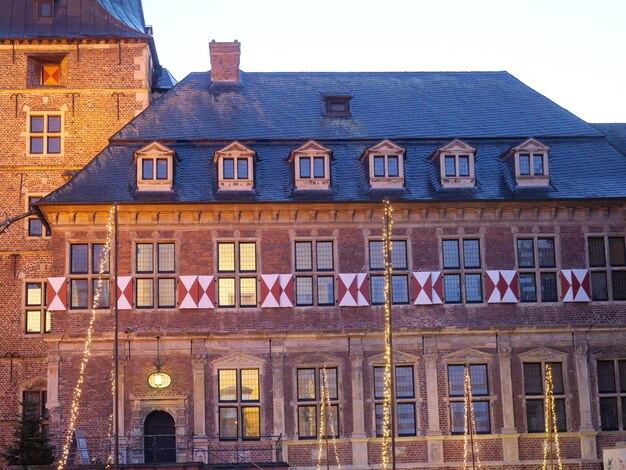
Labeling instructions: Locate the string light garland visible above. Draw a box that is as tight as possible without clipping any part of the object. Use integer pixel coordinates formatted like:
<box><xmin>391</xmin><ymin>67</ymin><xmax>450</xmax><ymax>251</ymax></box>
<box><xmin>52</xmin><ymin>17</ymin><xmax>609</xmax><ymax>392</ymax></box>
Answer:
<box><xmin>316</xmin><ymin>365</ymin><xmax>342</xmax><ymax>470</ymax></box>
<box><xmin>541</xmin><ymin>364</ymin><xmax>563</xmax><ymax>470</ymax></box>
<box><xmin>381</xmin><ymin>200</ymin><xmax>395</xmax><ymax>470</ymax></box>
<box><xmin>58</xmin><ymin>206</ymin><xmax>115</xmax><ymax>470</ymax></box>
<box><xmin>462</xmin><ymin>367</ymin><xmax>482</xmax><ymax>470</ymax></box>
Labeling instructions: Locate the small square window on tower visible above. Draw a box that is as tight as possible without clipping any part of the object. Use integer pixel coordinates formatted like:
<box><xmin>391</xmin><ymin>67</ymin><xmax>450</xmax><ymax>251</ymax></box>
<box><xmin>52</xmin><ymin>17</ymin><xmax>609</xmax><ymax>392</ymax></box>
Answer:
<box><xmin>323</xmin><ymin>95</ymin><xmax>352</xmax><ymax>117</ymax></box>
<box><xmin>37</xmin><ymin>0</ymin><xmax>54</xmax><ymax>18</ymax></box>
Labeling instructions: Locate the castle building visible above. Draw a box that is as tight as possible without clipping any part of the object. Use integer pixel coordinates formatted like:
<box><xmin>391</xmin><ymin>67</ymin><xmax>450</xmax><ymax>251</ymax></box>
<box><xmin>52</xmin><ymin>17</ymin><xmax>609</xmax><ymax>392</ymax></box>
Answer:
<box><xmin>0</xmin><ymin>0</ymin><xmax>173</xmax><ymax>462</ymax></box>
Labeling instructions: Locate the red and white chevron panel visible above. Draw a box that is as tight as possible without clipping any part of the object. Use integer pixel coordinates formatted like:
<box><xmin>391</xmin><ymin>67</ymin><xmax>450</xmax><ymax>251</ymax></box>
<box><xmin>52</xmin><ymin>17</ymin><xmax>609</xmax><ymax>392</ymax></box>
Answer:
<box><xmin>411</xmin><ymin>271</ymin><xmax>443</xmax><ymax>305</ymax></box>
<box><xmin>197</xmin><ymin>275</ymin><xmax>215</xmax><ymax>309</ymax></box>
<box><xmin>485</xmin><ymin>270</ymin><xmax>519</xmax><ymax>303</ymax></box>
<box><xmin>561</xmin><ymin>269</ymin><xmax>591</xmax><ymax>302</ymax></box>
<box><xmin>178</xmin><ymin>275</ymin><xmax>200</xmax><ymax>309</ymax></box>
<box><xmin>117</xmin><ymin>276</ymin><xmax>133</xmax><ymax>310</ymax></box>
<box><xmin>260</xmin><ymin>274</ymin><xmax>294</xmax><ymax>308</ymax></box>
<box><xmin>46</xmin><ymin>277</ymin><xmax>67</xmax><ymax>311</ymax></box>
<box><xmin>338</xmin><ymin>273</ymin><xmax>369</xmax><ymax>306</ymax></box>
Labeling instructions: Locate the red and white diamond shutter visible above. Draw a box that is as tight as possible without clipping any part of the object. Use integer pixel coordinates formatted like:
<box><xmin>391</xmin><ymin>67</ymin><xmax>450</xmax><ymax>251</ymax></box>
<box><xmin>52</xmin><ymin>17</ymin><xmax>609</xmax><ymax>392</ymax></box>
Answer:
<box><xmin>178</xmin><ymin>275</ymin><xmax>199</xmax><ymax>309</ymax></box>
<box><xmin>197</xmin><ymin>275</ymin><xmax>215</xmax><ymax>309</ymax></box>
<box><xmin>337</xmin><ymin>273</ymin><xmax>369</xmax><ymax>306</ymax></box>
<box><xmin>561</xmin><ymin>269</ymin><xmax>591</xmax><ymax>302</ymax></box>
<box><xmin>411</xmin><ymin>271</ymin><xmax>443</xmax><ymax>305</ymax></box>
<box><xmin>46</xmin><ymin>277</ymin><xmax>67</xmax><ymax>311</ymax></box>
<box><xmin>117</xmin><ymin>276</ymin><xmax>133</xmax><ymax>310</ymax></box>
<box><xmin>260</xmin><ymin>274</ymin><xmax>294</xmax><ymax>308</ymax></box>
<box><xmin>485</xmin><ymin>270</ymin><xmax>519</xmax><ymax>303</ymax></box>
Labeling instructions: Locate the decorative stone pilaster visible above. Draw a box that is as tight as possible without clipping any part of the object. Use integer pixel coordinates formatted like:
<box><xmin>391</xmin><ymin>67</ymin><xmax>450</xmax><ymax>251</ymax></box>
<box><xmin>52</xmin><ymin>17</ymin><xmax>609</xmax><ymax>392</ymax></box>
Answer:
<box><xmin>424</xmin><ymin>348</ymin><xmax>443</xmax><ymax>464</ymax></box>
<box><xmin>271</xmin><ymin>341</ymin><xmax>286</xmax><ymax>441</ymax></box>
<box><xmin>46</xmin><ymin>352</ymin><xmax>61</xmax><ymax>425</ymax></box>
<box><xmin>497</xmin><ymin>343</ymin><xmax>519</xmax><ymax>462</ymax></box>
<box><xmin>574</xmin><ymin>343</ymin><xmax>597</xmax><ymax>459</ymax></box>
<box><xmin>350</xmin><ymin>337</ymin><xmax>368</xmax><ymax>465</ymax></box>
<box><xmin>191</xmin><ymin>353</ymin><xmax>208</xmax><ymax>462</ymax></box>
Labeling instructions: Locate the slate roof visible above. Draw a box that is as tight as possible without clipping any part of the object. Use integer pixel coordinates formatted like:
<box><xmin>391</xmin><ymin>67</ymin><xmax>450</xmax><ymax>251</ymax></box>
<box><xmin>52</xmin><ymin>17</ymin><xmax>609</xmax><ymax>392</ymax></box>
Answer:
<box><xmin>593</xmin><ymin>123</ymin><xmax>626</xmax><ymax>156</ymax></box>
<box><xmin>40</xmin><ymin>70</ymin><xmax>626</xmax><ymax>206</ymax></box>
<box><xmin>152</xmin><ymin>67</ymin><xmax>178</xmax><ymax>92</ymax></box>
<box><xmin>0</xmin><ymin>0</ymin><xmax>149</xmax><ymax>39</ymax></box>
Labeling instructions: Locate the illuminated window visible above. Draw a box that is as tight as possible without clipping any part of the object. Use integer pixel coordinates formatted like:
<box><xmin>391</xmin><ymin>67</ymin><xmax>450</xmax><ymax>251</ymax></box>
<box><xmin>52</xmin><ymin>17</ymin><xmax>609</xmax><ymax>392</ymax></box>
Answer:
<box><xmin>68</xmin><ymin>243</ymin><xmax>110</xmax><ymax>310</ymax></box>
<box><xmin>297</xmin><ymin>367</ymin><xmax>339</xmax><ymax>439</ymax></box>
<box><xmin>294</xmin><ymin>240</ymin><xmax>334</xmax><ymax>306</ymax></box>
<box><xmin>374</xmin><ymin>365</ymin><xmax>416</xmax><ymax>436</ymax></box>
<box><xmin>369</xmin><ymin>239</ymin><xmax>409</xmax><ymax>304</ymax></box>
<box><xmin>218</xmin><ymin>369</ymin><xmax>260</xmax><ymax>440</ymax></box>
<box><xmin>442</xmin><ymin>238</ymin><xmax>483</xmax><ymax>303</ymax></box>
<box><xmin>596</xmin><ymin>360</ymin><xmax>626</xmax><ymax>431</ymax></box>
<box><xmin>135</xmin><ymin>242</ymin><xmax>176</xmax><ymax>309</ymax></box>
<box><xmin>448</xmin><ymin>364</ymin><xmax>490</xmax><ymax>434</ymax></box>
<box><xmin>217</xmin><ymin>242</ymin><xmax>257</xmax><ymax>307</ymax></box>
<box><xmin>524</xmin><ymin>362</ymin><xmax>566</xmax><ymax>433</ymax></box>
<box><xmin>516</xmin><ymin>237</ymin><xmax>558</xmax><ymax>302</ymax></box>
<box><xmin>24</xmin><ymin>282</ymin><xmax>50</xmax><ymax>334</ymax></box>
<box><xmin>28</xmin><ymin>113</ymin><xmax>62</xmax><ymax>155</ymax></box>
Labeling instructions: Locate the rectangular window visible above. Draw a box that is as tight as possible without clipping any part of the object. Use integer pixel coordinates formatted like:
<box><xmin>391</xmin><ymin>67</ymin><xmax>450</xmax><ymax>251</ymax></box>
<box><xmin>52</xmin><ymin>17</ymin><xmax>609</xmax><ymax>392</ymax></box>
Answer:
<box><xmin>443</xmin><ymin>238</ymin><xmax>482</xmax><ymax>303</ymax></box>
<box><xmin>517</xmin><ymin>237</ymin><xmax>558</xmax><ymax>302</ymax></box>
<box><xmin>299</xmin><ymin>157</ymin><xmax>311</xmax><ymax>178</ymax></box>
<box><xmin>237</xmin><ymin>158</ymin><xmax>249</xmax><ymax>179</ymax></box>
<box><xmin>218</xmin><ymin>368</ymin><xmax>260</xmax><ymax>440</ymax></box>
<box><xmin>69</xmin><ymin>243</ymin><xmax>110</xmax><ymax>310</ymax></box>
<box><xmin>444</xmin><ymin>155</ymin><xmax>456</xmax><ymax>177</ymax></box>
<box><xmin>297</xmin><ymin>367</ymin><xmax>339</xmax><ymax>439</ymax></box>
<box><xmin>524</xmin><ymin>362</ymin><xmax>566</xmax><ymax>433</ymax></box>
<box><xmin>374</xmin><ymin>365</ymin><xmax>416</xmax><ymax>436</ymax></box>
<box><xmin>156</xmin><ymin>159</ymin><xmax>168</xmax><ymax>179</ymax></box>
<box><xmin>295</xmin><ymin>240</ymin><xmax>335</xmax><ymax>306</ymax></box>
<box><xmin>27</xmin><ymin>196</ymin><xmax>49</xmax><ymax>237</ymax></box>
<box><xmin>217</xmin><ymin>242</ymin><xmax>257</xmax><ymax>307</ymax></box>
<box><xmin>597</xmin><ymin>360</ymin><xmax>626</xmax><ymax>430</ymax></box>
<box><xmin>587</xmin><ymin>236</ymin><xmax>626</xmax><ymax>301</ymax></box>
<box><xmin>519</xmin><ymin>154</ymin><xmax>531</xmax><ymax>175</ymax></box>
<box><xmin>533</xmin><ymin>154</ymin><xmax>544</xmax><ymax>175</ymax></box>
<box><xmin>29</xmin><ymin>114</ymin><xmax>62</xmax><ymax>155</ymax></box>
<box><xmin>387</xmin><ymin>156</ymin><xmax>399</xmax><ymax>177</ymax></box>
<box><xmin>369</xmin><ymin>240</ymin><xmax>409</xmax><ymax>305</ymax></box>
<box><xmin>313</xmin><ymin>157</ymin><xmax>325</xmax><ymax>178</ymax></box>
<box><xmin>374</xmin><ymin>156</ymin><xmax>385</xmax><ymax>177</ymax></box>
<box><xmin>448</xmin><ymin>364</ymin><xmax>490</xmax><ymax>434</ymax></box>
<box><xmin>458</xmin><ymin>155</ymin><xmax>470</xmax><ymax>177</ymax></box>
<box><xmin>223</xmin><ymin>159</ymin><xmax>234</xmax><ymax>179</ymax></box>
<box><xmin>24</xmin><ymin>282</ymin><xmax>50</xmax><ymax>334</ymax></box>
<box><xmin>135</xmin><ymin>242</ymin><xmax>176</xmax><ymax>309</ymax></box>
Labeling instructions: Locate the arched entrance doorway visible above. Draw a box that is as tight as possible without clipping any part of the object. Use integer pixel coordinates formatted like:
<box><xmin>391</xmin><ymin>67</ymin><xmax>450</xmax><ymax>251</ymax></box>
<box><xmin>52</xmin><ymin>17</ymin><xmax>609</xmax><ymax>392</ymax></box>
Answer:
<box><xmin>144</xmin><ymin>410</ymin><xmax>176</xmax><ymax>463</ymax></box>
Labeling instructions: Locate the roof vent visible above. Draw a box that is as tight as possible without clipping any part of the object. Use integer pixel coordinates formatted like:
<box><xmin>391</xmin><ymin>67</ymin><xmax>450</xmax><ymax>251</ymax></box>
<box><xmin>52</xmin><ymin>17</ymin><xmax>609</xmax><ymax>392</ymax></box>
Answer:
<box><xmin>323</xmin><ymin>95</ymin><xmax>352</xmax><ymax>117</ymax></box>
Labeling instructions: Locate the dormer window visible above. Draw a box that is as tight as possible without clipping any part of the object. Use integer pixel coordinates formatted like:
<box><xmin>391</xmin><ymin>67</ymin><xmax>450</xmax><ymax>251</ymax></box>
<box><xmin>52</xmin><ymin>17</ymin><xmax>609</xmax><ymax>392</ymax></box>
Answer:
<box><xmin>214</xmin><ymin>142</ymin><xmax>255</xmax><ymax>190</ymax></box>
<box><xmin>504</xmin><ymin>138</ymin><xmax>550</xmax><ymax>187</ymax></box>
<box><xmin>431</xmin><ymin>139</ymin><xmax>476</xmax><ymax>188</ymax></box>
<box><xmin>134</xmin><ymin>142</ymin><xmax>175</xmax><ymax>191</ymax></box>
<box><xmin>289</xmin><ymin>141</ymin><xmax>331</xmax><ymax>190</ymax></box>
<box><xmin>37</xmin><ymin>0</ymin><xmax>54</xmax><ymax>18</ymax></box>
<box><xmin>361</xmin><ymin>140</ymin><xmax>405</xmax><ymax>189</ymax></box>
<box><xmin>323</xmin><ymin>95</ymin><xmax>351</xmax><ymax>117</ymax></box>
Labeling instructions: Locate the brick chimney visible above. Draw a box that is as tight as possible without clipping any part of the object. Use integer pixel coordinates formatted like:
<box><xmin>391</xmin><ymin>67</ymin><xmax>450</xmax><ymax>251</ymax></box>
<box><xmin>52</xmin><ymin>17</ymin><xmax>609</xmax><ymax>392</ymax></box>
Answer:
<box><xmin>209</xmin><ymin>40</ymin><xmax>241</xmax><ymax>82</ymax></box>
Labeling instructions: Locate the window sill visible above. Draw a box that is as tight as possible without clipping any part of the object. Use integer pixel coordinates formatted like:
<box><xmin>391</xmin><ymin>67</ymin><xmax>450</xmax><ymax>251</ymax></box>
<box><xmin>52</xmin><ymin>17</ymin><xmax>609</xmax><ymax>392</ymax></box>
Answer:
<box><xmin>219</xmin><ymin>180</ymin><xmax>254</xmax><ymax>190</ymax></box>
<box><xmin>295</xmin><ymin>178</ymin><xmax>330</xmax><ymax>190</ymax></box>
<box><xmin>441</xmin><ymin>177</ymin><xmax>475</xmax><ymax>188</ymax></box>
<box><xmin>516</xmin><ymin>175</ymin><xmax>550</xmax><ymax>187</ymax></box>
<box><xmin>369</xmin><ymin>177</ymin><xmax>403</xmax><ymax>189</ymax></box>
<box><xmin>137</xmin><ymin>182</ymin><xmax>173</xmax><ymax>192</ymax></box>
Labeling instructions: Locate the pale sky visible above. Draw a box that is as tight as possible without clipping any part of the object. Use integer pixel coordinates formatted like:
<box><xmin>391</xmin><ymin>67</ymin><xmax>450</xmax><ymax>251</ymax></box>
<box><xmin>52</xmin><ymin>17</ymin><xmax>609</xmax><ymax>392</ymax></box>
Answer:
<box><xmin>143</xmin><ymin>0</ymin><xmax>626</xmax><ymax>123</ymax></box>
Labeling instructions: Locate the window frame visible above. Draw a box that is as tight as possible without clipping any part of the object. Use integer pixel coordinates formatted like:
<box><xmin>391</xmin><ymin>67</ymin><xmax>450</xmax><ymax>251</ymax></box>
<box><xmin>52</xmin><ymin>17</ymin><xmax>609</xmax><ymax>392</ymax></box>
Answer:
<box><xmin>134</xmin><ymin>242</ymin><xmax>176</xmax><ymax>309</ymax></box>
<box><xmin>294</xmin><ymin>239</ymin><xmax>336</xmax><ymax>307</ymax></box>
<box><xmin>432</xmin><ymin>140</ymin><xmax>476</xmax><ymax>189</ymax></box>
<box><xmin>446</xmin><ymin>363</ymin><xmax>492</xmax><ymax>435</ymax></box>
<box><xmin>68</xmin><ymin>242</ymin><xmax>111</xmax><ymax>311</ymax></box>
<box><xmin>296</xmin><ymin>366</ymin><xmax>340</xmax><ymax>439</ymax></box>
<box><xmin>27</xmin><ymin>112</ymin><xmax>63</xmax><ymax>156</ymax></box>
<box><xmin>373</xmin><ymin>364</ymin><xmax>418</xmax><ymax>437</ymax></box>
<box><xmin>368</xmin><ymin>238</ymin><xmax>410</xmax><ymax>305</ymax></box>
<box><xmin>596</xmin><ymin>359</ymin><xmax>626</xmax><ymax>431</ymax></box>
<box><xmin>586</xmin><ymin>235</ymin><xmax>626</xmax><ymax>301</ymax></box>
<box><xmin>217</xmin><ymin>368</ymin><xmax>261</xmax><ymax>441</ymax></box>
<box><xmin>216</xmin><ymin>241</ymin><xmax>258</xmax><ymax>308</ymax></box>
<box><xmin>215</xmin><ymin>142</ymin><xmax>255</xmax><ymax>190</ymax></box>
<box><xmin>24</xmin><ymin>281</ymin><xmax>50</xmax><ymax>334</ymax></box>
<box><xmin>516</xmin><ymin>235</ymin><xmax>559</xmax><ymax>303</ymax></box>
<box><xmin>134</xmin><ymin>142</ymin><xmax>175</xmax><ymax>192</ymax></box>
<box><xmin>522</xmin><ymin>361</ymin><xmax>567</xmax><ymax>433</ymax></box>
<box><xmin>290</xmin><ymin>141</ymin><xmax>332</xmax><ymax>190</ymax></box>
<box><xmin>26</xmin><ymin>195</ymin><xmax>50</xmax><ymax>237</ymax></box>
<box><xmin>505</xmin><ymin>138</ymin><xmax>551</xmax><ymax>187</ymax></box>
<box><xmin>441</xmin><ymin>237</ymin><xmax>483</xmax><ymax>304</ymax></box>
<box><xmin>362</xmin><ymin>140</ymin><xmax>406</xmax><ymax>189</ymax></box>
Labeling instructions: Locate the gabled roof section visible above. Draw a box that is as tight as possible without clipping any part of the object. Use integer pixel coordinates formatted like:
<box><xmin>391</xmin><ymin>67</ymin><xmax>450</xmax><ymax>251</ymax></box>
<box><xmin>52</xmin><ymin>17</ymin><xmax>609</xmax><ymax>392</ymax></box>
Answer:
<box><xmin>288</xmin><ymin>140</ymin><xmax>332</xmax><ymax>162</ymax></box>
<box><xmin>112</xmin><ymin>71</ymin><xmax>604</xmax><ymax>142</ymax></box>
<box><xmin>134</xmin><ymin>141</ymin><xmax>175</xmax><ymax>159</ymax></box>
<box><xmin>360</xmin><ymin>139</ymin><xmax>405</xmax><ymax>160</ymax></box>
<box><xmin>152</xmin><ymin>67</ymin><xmax>177</xmax><ymax>92</ymax></box>
<box><xmin>0</xmin><ymin>0</ymin><xmax>150</xmax><ymax>39</ymax></box>
<box><xmin>213</xmin><ymin>141</ymin><xmax>255</xmax><ymax>162</ymax></box>
<box><xmin>503</xmin><ymin>138</ymin><xmax>550</xmax><ymax>160</ymax></box>
<box><xmin>593</xmin><ymin>123</ymin><xmax>626</xmax><ymax>156</ymax></box>
<box><xmin>430</xmin><ymin>139</ymin><xmax>476</xmax><ymax>160</ymax></box>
